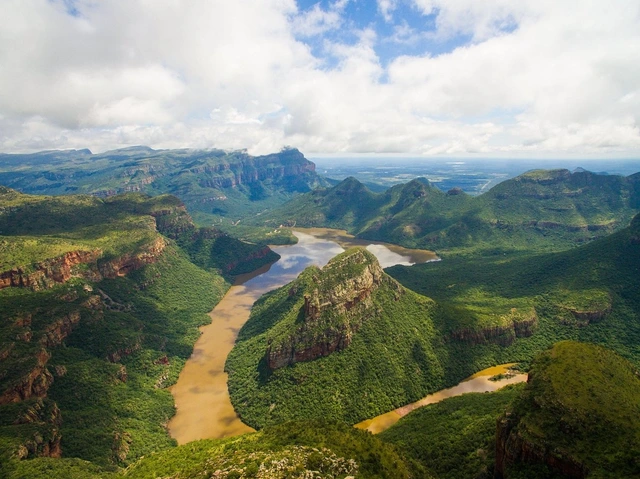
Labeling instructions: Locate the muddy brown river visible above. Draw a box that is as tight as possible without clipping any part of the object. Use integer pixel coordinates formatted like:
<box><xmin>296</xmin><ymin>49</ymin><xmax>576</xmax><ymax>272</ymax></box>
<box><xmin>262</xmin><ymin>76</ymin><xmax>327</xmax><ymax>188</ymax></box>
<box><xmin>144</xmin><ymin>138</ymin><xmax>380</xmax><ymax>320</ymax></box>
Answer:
<box><xmin>167</xmin><ymin>229</ymin><xmax>522</xmax><ymax>444</ymax></box>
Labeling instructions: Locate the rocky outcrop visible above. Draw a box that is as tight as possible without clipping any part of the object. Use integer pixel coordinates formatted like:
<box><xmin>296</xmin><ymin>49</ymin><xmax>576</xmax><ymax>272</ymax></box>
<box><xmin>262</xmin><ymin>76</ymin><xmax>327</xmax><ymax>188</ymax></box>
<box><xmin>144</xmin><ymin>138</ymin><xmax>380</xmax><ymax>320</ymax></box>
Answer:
<box><xmin>39</xmin><ymin>311</ymin><xmax>81</xmax><ymax>348</ymax></box>
<box><xmin>450</xmin><ymin>308</ymin><xmax>538</xmax><ymax>346</ymax></box>
<box><xmin>0</xmin><ymin>250</ymin><xmax>101</xmax><ymax>291</ymax></box>
<box><xmin>195</xmin><ymin>151</ymin><xmax>317</xmax><ymax>190</ymax></box>
<box><xmin>0</xmin><ymin>236</ymin><xmax>166</xmax><ymax>291</ymax></box>
<box><xmin>495</xmin><ymin>410</ymin><xmax>588</xmax><ymax>479</ymax></box>
<box><xmin>0</xmin><ymin>349</ymin><xmax>53</xmax><ymax>405</ymax></box>
<box><xmin>265</xmin><ymin>249</ymin><xmax>404</xmax><ymax>370</ymax></box>
<box><xmin>98</xmin><ymin>236</ymin><xmax>166</xmax><ymax>278</ymax></box>
<box><xmin>12</xmin><ymin>399</ymin><xmax>63</xmax><ymax>459</ymax></box>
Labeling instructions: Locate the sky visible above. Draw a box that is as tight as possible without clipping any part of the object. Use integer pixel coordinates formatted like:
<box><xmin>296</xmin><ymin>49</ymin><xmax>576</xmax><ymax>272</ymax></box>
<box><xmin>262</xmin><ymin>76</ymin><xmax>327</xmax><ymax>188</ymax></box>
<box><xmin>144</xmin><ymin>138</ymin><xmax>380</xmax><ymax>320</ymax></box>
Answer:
<box><xmin>1</xmin><ymin>0</ymin><xmax>639</xmax><ymax>158</ymax></box>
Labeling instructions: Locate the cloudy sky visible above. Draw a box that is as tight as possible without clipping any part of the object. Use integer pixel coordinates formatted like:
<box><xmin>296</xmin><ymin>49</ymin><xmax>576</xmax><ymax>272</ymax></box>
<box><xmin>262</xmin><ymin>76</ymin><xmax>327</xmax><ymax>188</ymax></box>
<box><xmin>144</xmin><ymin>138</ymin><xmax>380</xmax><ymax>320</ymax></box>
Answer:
<box><xmin>1</xmin><ymin>0</ymin><xmax>639</xmax><ymax>157</ymax></box>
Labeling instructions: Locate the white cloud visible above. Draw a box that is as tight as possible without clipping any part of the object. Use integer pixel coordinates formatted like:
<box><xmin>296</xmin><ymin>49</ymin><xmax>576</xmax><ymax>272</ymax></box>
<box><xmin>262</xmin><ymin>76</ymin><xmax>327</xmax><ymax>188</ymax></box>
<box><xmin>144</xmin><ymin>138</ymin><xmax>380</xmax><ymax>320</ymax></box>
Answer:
<box><xmin>292</xmin><ymin>1</ymin><xmax>348</xmax><ymax>37</ymax></box>
<box><xmin>377</xmin><ymin>0</ymin><xmax>397</xmax><ymax>23</ymax></box>
<box><xmin>0</xmin><ymin>0</ymin><xmax>638</xmax><ymax>158</ymax></box>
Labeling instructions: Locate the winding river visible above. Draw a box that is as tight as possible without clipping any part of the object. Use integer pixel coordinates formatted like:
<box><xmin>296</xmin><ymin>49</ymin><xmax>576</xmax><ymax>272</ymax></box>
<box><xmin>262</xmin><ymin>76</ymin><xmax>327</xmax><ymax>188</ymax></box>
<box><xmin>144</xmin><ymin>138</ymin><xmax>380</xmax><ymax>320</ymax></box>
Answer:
<box><xmin>167</xmin><ymin>229</ymin><xmax>524</xmax><ymax>444</ymax></box>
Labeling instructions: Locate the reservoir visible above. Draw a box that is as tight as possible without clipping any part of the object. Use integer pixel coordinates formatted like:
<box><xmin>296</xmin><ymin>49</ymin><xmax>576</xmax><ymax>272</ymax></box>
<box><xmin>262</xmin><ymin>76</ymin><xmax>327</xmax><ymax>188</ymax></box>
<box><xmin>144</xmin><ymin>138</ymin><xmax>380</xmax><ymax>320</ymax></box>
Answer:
<box><xmin>168</xmin><ymin>229</ymin><xmax>437</xmax><ymax>444</ymax></box>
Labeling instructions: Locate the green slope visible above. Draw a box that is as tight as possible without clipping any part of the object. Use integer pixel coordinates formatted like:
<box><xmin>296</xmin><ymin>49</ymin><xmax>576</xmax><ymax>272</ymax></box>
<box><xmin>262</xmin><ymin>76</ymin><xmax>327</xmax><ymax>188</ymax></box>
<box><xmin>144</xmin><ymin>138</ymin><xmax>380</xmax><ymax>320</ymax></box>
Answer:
<box><xmin>0</xmin><ymin>189</ymin><xmax>279</xmax><ymax>477</ymax></box>
<box><xmin>386</xmin><ymin>212</ymin><xmax>640</xmax><ymax>375</ymax></box>
<box><xmin>226</xmin><ymin>248</ymin><xmax>446</xmax><ymax>428</ymax></box>
<box><xmin>381</xmin><ymin>384</ymin><xmax>524</xmax><ymax>479</ymax></box>
<box><xmin>260</xmin><ymin>169</ymin><xmax>640</xmax><ymax>256</ymax></box>
<box><xmin>496</xmin><ymin>341</ymin><xmax>640</xmax><ymax>478</ymax></box>
<box><xmin>118</xmin><ymin>420</ymin><xmax>422</xmax><ymax>479</ymax></box>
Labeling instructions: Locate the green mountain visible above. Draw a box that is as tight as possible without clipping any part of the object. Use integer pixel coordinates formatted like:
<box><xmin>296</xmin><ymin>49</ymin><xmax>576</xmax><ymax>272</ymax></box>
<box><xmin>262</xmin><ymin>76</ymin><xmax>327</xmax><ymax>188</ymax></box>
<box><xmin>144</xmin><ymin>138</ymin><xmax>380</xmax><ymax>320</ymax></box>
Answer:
<box><xmin>386</xmin><ymin>211</ymin><xmax>640</xmax><ymax>381</ymax></box>
<box><xmin>0</xmin><ymin>188</ymin><xmax>278</xmax><ymax>476</ymax></box>
<box><xmin>227</xmin><ymin>212</ymin><xmax>640</xmax><ymax>432</ymax></box>
<box><xmin>495</xmin><ymin>341</ymin><xmax>640</xmax><ymax>478</ymax></box>
<box><xmin>0</xmin><ymin>146</ymin><xmax>329</xmax><ymax>227</ymax></box>
<box><xmin>259</xmin><ymin>169</ymin><xmax>640</xmax><ymax>256</ymax></box>
<box><xmin>226</xmin><ymin>248</ymin><xmax>447</xmax><ymax>428</ymax></box>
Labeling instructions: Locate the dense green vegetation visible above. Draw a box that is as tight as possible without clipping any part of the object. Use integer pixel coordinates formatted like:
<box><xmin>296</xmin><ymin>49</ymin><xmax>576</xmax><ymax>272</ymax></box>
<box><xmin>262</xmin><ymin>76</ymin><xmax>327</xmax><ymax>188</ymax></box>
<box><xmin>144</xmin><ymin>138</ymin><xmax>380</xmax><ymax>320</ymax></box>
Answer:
<box><xmin>120</xmin><ymin>420</ymin><xmax>422</xmax><ymax>479</ymax></box>
<box><xmin>0</xmin><ymin>188</ymin><xmax>283</xmax><ymax>477</ymax></box>
<box><xmin>386</xmin><ymin>213</ymin><xmax>640</xmax><ymax>373</ymax></box>
<box><xmin>381</xmin><ymin>385</ymin><xmax>524</xmax><ymax>479</ymax></box>
<box><xmin>226</xmin><ymin>249</ymin><xmax>447</xmax><ymax>428</ymax></box>
<box><xmin>0</xmin><ymin>147</ymin><xmax>329</xmax><ymax>226</ymax></box>
<box><xmin>259</xmin><ymin>170</ymin><xmax>640</xmax><ymax>256</ymax></box>
<box><xmin>498</xmin><ymin>341</ymin><xmax>640</xmax><ymax>478</ymax></box>
<box><xmin>227</xmin><ymin>213</ymin><xmax>640</xmax><ymax>439</ymax></box>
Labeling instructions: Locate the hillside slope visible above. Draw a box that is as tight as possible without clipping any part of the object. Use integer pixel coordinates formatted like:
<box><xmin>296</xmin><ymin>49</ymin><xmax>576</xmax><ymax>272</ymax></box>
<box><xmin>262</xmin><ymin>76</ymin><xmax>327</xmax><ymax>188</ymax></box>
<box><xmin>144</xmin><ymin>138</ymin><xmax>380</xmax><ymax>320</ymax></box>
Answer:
<box><xmin>387</xmin><ymin>212</ymin><xmax>640</xmax><ymax>379</ymax></box>
<box><xmin>260</xmin><ymin>169</ymin><xmax>640</xmax><ymax>256</ymax></box>
<box><xmin>226</xmin><ymin>248</ymin><xmax>447</xmax><ymax>428</ymax></box>
<box><xmin>495</xmin><ymin>341</ymin><xmax>640</xmax><ymax>478</ymax></box>
<box><xmin>0</xmin><ymin>189</ymin><xmax>277</xmax><ymax>476</ymax></box>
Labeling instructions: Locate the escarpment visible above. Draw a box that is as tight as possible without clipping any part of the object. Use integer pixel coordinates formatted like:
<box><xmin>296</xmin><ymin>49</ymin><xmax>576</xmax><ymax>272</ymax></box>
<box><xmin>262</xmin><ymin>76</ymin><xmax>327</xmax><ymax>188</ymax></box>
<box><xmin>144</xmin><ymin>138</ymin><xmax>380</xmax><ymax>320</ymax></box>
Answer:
<box><xmin>0</xmin><ymin>250</ymin><xmax>101</xmax><ymax>291</ymax></box>
<box><xmin>0</xmin><ymin>237</ymin><xmax>166</xmax><ymax>291</ymax></box>
<box><xmin>265</xmin><ymin>248</ymin><xmax>404</xmax><ymax>370</ymax></box>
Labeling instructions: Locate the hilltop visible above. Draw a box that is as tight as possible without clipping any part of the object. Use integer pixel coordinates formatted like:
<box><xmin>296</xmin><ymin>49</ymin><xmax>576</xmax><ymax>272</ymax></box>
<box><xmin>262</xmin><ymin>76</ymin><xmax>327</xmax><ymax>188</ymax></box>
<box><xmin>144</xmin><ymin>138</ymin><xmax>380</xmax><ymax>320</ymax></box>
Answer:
<box><xmin>226</xmin><ymin>247</ymin><xmax>446</xmax><ymax>428</ymax></box>
<box><xmin>259</xmin><ymin>169</ymin><xmax>640</xmax><ymax>256</ymax></box>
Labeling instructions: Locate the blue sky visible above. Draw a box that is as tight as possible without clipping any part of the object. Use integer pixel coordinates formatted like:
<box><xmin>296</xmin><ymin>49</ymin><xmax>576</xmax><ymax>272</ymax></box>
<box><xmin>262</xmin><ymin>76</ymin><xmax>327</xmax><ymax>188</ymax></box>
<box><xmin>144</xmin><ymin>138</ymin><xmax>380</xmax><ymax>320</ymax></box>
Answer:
<box><xmin>1</xmin><ymin>0</ymin><xmax>639</xmax><ymax>158</ymax></box>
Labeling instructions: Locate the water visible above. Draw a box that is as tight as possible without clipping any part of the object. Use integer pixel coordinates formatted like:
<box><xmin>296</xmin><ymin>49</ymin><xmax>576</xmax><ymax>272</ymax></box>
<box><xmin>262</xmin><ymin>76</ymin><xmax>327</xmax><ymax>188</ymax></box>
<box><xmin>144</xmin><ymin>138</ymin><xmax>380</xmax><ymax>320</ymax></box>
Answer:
<box><xmin>355</xmin><ymin>364</ymin><xmax>527</xmax><ymax>434</ymax></box>
<box><xmin>168</xmin><ymin>230</ymin><xmax>437</xmax><ymax>444</ymax></box>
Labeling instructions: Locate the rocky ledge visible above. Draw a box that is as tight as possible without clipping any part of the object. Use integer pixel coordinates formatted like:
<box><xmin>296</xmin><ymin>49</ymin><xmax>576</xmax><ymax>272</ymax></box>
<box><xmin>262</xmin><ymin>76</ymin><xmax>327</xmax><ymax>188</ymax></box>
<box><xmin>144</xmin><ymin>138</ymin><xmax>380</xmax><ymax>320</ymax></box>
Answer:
<box><xmin>450</xmin><ymin>307</ymin><xmax>538</xmax><ymax>346</ymax></box>
<box><xmin>0</xmin><ymin>236</ymin><xmax>166</xmax><ymax>291</ymax></box>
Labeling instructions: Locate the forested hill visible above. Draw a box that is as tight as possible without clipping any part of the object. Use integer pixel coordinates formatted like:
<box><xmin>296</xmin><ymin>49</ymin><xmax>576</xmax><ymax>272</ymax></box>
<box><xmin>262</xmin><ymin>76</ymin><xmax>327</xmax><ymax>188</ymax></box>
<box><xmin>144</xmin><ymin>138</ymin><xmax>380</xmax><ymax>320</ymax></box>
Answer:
<box><xmin>0</xmin><ymin>188</ymin><xmax>279</xmax><ymax>476</ymax></box>
<box><xmin>259</xmin><ymin>169</ymin><xmax>640</xmax><ymax>256</ymax></box>
<box><xmin>0</xmin><ymin>147</ymin><xmax>330</xmax><ymax>223</ymax></box>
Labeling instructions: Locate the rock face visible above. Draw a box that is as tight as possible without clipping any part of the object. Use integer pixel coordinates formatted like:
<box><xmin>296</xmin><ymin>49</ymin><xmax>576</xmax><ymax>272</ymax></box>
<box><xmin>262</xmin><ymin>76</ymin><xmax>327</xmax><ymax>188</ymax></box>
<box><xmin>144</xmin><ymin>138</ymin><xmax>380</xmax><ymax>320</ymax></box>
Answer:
<box><xmin>495</xmin><ymin>410</ymin><xmax>588</xmax><ymax>479</ymax></box>
<box><xmin>0</xmin><ymin>237</ymin><xmax>166</xmax><ymax>291</ymax></box>
<box><xmin>12</xmin><ymin>399</ymin><xmax>63</xmax><ymax>459</ymax></box>
<box><xmin>0</xmin><ymin>250</ymin><xmax>101</xmax><ymax>291</ymax></box>
<box><xmin>265</xmin><ymin>248</ymin><xmax>404</xmax><ymax>370</ymax></box>
<box><xmin>98</xmin><ymin>236</ymin><xmax>166</xmax><ymax>278</ymax></box>
<box><xmin>0</xmin><ymin>349</ymin><xmax>53</xmax><ymax>405</ymax></box>
<box><xmin>449</xmin><ymin>308</ymin><xmax>538</xmax><ymax>346</ymax></box>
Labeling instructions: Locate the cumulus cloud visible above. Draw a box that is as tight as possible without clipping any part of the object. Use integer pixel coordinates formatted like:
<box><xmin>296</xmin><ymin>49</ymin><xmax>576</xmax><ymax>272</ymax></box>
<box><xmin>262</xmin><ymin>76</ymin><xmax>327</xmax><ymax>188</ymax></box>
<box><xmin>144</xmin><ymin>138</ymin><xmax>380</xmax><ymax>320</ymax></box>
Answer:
<box><xmin>0</xmin><ymin>0</ymin><xmax>638</xmax><ymax>158</ymax></box>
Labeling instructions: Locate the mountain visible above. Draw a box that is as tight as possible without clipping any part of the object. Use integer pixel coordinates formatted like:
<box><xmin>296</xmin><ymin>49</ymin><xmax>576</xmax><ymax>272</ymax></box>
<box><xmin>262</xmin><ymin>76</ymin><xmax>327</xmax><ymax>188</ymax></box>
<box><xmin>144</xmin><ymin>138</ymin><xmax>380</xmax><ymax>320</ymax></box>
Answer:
<box><xmin>495</xmin><ymin>341</ymin><xmax>640</xmax><ymax>478</ymax></box>
<box><xmin>386</xmin><ymin>211</ymin><xmax>640</xmax><ymax>383</ymax></box>
<box><xmin>225</xmin><ymin>247</ymin><xmax>447</xmax><ymax>428</ymax></box>
<box><xmin>259</xmin><ymin>169</ymin><xmax>640</xmax><ymax>256</ymax></box>
<box><xmin>0</xmin><ymin>188</ymin><xmax>278</xmax><ymax>476</ymax></box>
<box><xmin>0</xmin><ymin>147</ymin><xmax>330</xmax><ymax>225</ymax></box>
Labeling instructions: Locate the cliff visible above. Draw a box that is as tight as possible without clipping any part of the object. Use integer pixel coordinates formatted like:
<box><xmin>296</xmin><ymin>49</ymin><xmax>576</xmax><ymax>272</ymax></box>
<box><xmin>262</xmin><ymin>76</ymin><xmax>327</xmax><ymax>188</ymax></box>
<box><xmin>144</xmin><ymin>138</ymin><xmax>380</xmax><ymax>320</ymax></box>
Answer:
<box><xmin>449</xmin><ymin>307</ymin><xmax>538</xmax><ymax>346</ymax></box>
<box><xmin>0</xmin><ymin>250</ymin><xmax>101</xmax><ymax>291</ymax></box>
<box><xmin>494</xmin><ymin>341</ymin><xmax>640</xmax><ymax>478</ymax></box>
<box><xmin>0</xmin><ymin>237</ymin><xmax>166</xmax><ymax>291</ymax></box>
<box><xmin>264</xmin><ymin>248</ymin><xmax>404</xmax><ymax>370</ymax></box>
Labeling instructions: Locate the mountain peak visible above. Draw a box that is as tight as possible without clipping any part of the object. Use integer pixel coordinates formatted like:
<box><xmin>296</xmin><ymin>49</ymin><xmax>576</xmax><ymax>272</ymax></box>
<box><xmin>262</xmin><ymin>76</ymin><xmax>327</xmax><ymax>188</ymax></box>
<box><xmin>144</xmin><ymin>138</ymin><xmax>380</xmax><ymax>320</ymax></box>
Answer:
<box><xmin>264</xmin><ymin>247</ymin><xmax>402</xmax><ymax>370</ymax></box>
